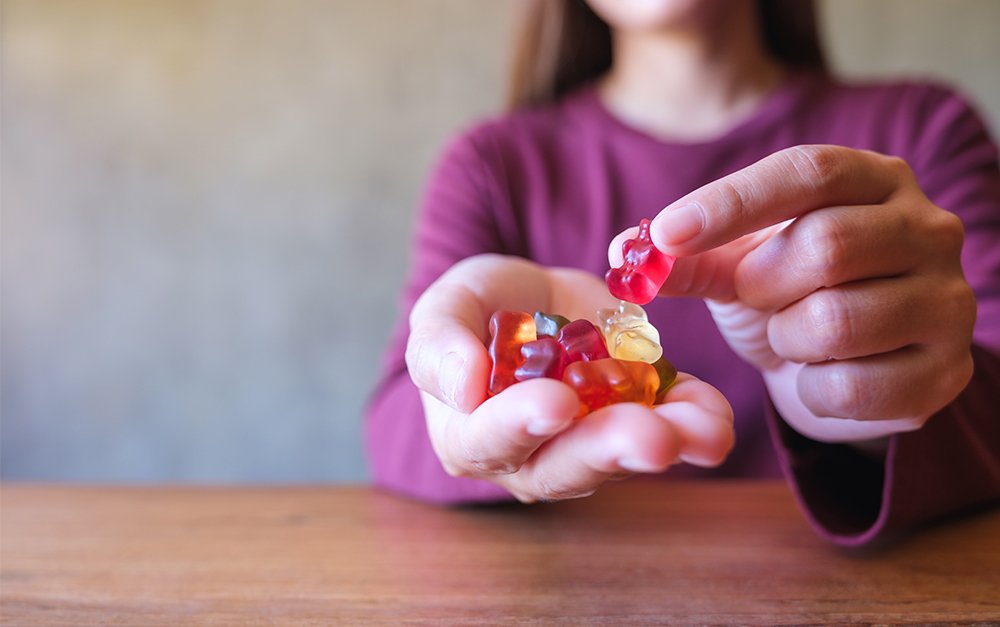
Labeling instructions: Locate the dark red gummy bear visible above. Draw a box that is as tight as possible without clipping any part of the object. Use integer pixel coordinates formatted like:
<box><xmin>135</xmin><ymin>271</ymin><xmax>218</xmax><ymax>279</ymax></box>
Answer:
<box><xmin>605</xmin><ymin>218</ymin><xmax>676</xmax><ymax>305</ymax></box>
<box><xmin>513</xmin><ymin>319</ymin><xmax>609</xmax><ymax>383</ymax></box>
<box><xmin>556</xmin><ymin>319</ymin><xmax>610</xmax><ymax>364</ymax></box>
<box><xmin>515</xmin><ymin>337</ymin><xmax>568</xmax><ymax>381</ymax></box>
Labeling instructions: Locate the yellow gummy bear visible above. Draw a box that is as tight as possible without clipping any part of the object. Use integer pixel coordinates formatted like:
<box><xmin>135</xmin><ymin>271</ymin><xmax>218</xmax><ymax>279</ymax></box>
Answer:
<box><xmin>596</xmin><ymin>301</ymin><xmax>663</xmax><ymax>363</ymax></box>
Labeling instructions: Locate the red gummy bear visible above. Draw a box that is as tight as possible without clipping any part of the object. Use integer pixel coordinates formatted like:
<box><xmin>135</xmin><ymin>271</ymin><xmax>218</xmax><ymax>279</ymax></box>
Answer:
<box><xmin>515</xmin><ymin>337</ymin><xmax>567</xmax><ymax>381</ymax></box>
<box><xmin>487</xmin><ymin>311</ymin><xmax>536</xmax><ymax>396</ymax></box>
<box><xmin>556</xmin><ymin>319</ymin><xmax>610</xmax><ymax>363</ymax></box>
<box><xmin>514</xmin><ymin>319</ymin><xmax>609</xmax><ymax>383</ymax></box>
<box><xmin>605</xmin><ymin>218</ymin><xmax>676</xmax><ymax>305</ymax></box>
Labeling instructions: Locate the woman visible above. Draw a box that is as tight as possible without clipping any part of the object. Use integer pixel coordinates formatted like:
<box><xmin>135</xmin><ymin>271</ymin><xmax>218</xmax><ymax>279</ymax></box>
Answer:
<box><xmin>366</xmin><ymin>0</ymin><xmax>1000</xmax><ymax>546</ymax></box>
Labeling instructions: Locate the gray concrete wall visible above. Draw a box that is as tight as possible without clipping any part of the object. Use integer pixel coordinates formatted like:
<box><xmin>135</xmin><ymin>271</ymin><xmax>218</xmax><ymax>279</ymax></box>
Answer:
<box><xmin>3</xmin><ymin>0</ymin><xmax>999</xmax><ymax>483</ymax></box>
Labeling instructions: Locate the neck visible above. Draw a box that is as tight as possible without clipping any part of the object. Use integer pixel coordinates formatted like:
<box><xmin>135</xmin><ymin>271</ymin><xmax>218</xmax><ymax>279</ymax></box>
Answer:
<box><xmin>598</xmin><ymin>5</ymin><xmax>786</xmax><ymax>141</ymax></box>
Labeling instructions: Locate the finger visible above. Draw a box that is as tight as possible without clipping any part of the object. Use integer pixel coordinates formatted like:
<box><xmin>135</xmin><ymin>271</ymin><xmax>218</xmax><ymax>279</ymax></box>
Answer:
<box><xmin>655</xmin><ymin>233</ymin><xmax>768</xmax><ymax>301</ymax></box>
<box><xmin>766</xmin><ymin>276</ymin><xmax>949</xmax><ymax>363</ymax></box>
<box><xmin>609</xmin><ymin>224</ymin><xmax>770</xmax><ymax>302</ymax></box>
<box><xmin>797</xmin><ymin>344</ymin><xmax>974</xmax><ymax>421</ymax></box>
<box><xmin>650</xmin><ymin>146</ymin><xmax>905</xmax><ymax>256</ymax></box>
<box><xmin>504</xmin><ymin>403</ymin><xmax>683</xmax><ymax>502</ymax></box>
<box><xmin>608</xmin><ymin>226</ymin><xmax>639</xmax><ymax>268</ymax></box>
<box><xmin>426</xmin><ymin>378</ymin><xmax>580</xmax><ymax>478</ymax></box>
<box><xmin>735</xmin><ymin>204</ymin><xmax>923</xmax><ymax>311</ymax></box>
<box><xmin>655</xmin><ymin>373</ymin><xmax>735</xmax><ymax>467</ymax></box>
<box><xmin>406</xmin><ymin>280</ymin><xmax>492</xmax><ymax>412</ymax></box>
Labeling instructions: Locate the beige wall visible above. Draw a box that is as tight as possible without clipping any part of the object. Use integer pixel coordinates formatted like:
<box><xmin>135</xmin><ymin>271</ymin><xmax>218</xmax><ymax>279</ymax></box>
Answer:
<box><xmin>822</xmin><ymin>0</ymin><xmax>1000</xmax><ymax>133</ymax></box>
<box><xmin>3</xmin><ymin>1</ymin><xmax>998</xmax><ymax>482</ymax></box>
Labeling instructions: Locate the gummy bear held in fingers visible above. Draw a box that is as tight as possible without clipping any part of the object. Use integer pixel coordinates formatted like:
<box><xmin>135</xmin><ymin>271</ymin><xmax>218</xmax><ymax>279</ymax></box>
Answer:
<box><xmin>606</xmin><ymin>218</ymin><xmax>676</xmax><ymax>305</ymax></box>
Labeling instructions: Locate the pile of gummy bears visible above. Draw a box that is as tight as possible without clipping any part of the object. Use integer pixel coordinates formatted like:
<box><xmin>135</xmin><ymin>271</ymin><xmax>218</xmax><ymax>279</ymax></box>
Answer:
<box><xmin>487</xmin><ymin>219</ymin><xmax>678</xmax><ymax>417</ymax></box>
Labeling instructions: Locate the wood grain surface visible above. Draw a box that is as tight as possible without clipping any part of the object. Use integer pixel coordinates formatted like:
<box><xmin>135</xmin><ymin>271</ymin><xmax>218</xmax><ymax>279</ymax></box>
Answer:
<box><xmin>2</xmin><ymin>480</ymin><xmax>998</xmax><ymax>625</ymax></box>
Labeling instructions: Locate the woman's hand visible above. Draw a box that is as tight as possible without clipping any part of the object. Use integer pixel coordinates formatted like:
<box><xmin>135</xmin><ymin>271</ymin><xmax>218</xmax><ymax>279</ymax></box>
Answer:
<box><xmin>613</xmin><ymin>145</ymin><xmax>976</xmax><ymax>443</ymax></box>
<box><xmin>406</xmin><ymin>254</ymin><xmax>734</xmax><ymax>503</ymax></box>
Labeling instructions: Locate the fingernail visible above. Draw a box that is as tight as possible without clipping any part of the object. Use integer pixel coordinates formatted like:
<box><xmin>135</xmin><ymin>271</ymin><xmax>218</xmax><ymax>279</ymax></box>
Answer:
<box><xmin>439</xmin><ymin>352</ymin><xmax>465</xmax><ymax>406</ymax></box>
<box><xmin>653</xmin><ymin>203</ymin><xmax>704</xmax><ymax>246</ymax></box>
<box><xmin>526</xmin><ymin>417</ymin><xmax>565</xmax><ymax>437</ymax></box>
<box><xmin>617</xmin><ymin>457</ymin><xmax>663</xmax><ymax>473</ymax></box>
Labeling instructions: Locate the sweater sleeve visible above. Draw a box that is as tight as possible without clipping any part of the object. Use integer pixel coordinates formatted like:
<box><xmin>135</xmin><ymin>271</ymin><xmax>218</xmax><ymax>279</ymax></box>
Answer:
<box><xmin>770</xmin><ymin>86</ymin><xmax>1000</xmax><ymax>546</ymax></box>
<box><xmin>364</xmin><ymin>129</ymin><xmax>514</xmax><ymax>504</ymax></box>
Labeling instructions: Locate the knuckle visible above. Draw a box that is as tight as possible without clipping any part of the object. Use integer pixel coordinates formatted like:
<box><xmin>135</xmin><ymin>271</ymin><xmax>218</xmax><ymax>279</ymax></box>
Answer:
<box><xmin>822</xmin><ymin>367</ymin><xmax>867</xmax><ymax>418</ymax></box>
<box><xmin>942</xmin><ymin>278</ymin><xmax>977</xmax><ymax>325</ymax></box>
<box><xmin>957</xmin><ymin>283</ymin><xmax>978</xmax><ymax>329</ymax></box>
<box><xmin>806</xmin><ymin>292</ymin><xmax>854</xmax><ymax>357</ymax></box>
<box><xmin>882</xmin><ymin>154</ymin><xmax>914</xmax><ymax>180</ymax></box>
<box><xmin>794</xmin><ymin>214</ymin><xmax>848</xmax><ymax>285</ymax></box>
<box><xmin>930</xmin><ymin>208</ymin><xmax>965</xmax><ymax>255</ymax></box>
<box><xmin>717</xmin><ymin>175</ymin><xmax>757</xmax><ymax>223</ymax></box>
<box><xmin>785</xmin><ymin>145</ymin><xmax>848</xmax><ymax>190</ymax></box>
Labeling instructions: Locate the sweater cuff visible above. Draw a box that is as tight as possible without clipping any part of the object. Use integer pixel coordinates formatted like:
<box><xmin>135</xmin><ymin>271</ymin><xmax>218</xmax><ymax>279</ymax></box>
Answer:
<box><xmin>767</xmin><ymin>345</ymin><xmax>1000</xmax><ymax>547</ymax></box>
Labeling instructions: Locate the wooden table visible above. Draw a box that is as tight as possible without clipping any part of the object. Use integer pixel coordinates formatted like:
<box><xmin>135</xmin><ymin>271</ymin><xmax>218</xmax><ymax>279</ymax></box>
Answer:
<box><xmin>2</xmin><ymin>481</ymin><xmax>998</xmax><ymax>625</ymax></box>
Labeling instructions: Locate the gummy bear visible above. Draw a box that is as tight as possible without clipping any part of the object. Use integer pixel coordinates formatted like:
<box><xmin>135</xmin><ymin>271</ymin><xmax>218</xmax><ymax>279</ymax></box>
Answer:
<box><xmin>597</xmin><ymin>301</ymin><xmax>662</xmax><ymax>363</ymax></box>
<box><xmin>533</xmin><ymin>311</ymin><xmax>571</xmax><ymax>338</ymax></box>
<box><xmin>514</xmin><ymin>318</ymin><xmax>609</xmax><ymax>383</ymax></box>
<box><xmin>651</xmin><ymin>355</ymin><xmax>678</xmax><ymax>404</ymax></box>
<box><xmin>606</xmin><ymin>218</ymin><xmax>676</xmax><ymax>305</ymax></box>
<box><xmin>563</xmin><ymin>358</ymin><xmax>659</xmax><ymax>415</ymax></box>
<box><xmin>487</xmin><ymin>311</ymin><xmax>536</xmax><ymax>395</ymax></box>
<box><xmin>556</xmin><ymin>319</ymin><xmax>610</xmax><ymax>363</ymax></box>
<box><xmin>515</xmin><ymin>337</ymin><xmax>568</xmax><ymax>381</ymax></box>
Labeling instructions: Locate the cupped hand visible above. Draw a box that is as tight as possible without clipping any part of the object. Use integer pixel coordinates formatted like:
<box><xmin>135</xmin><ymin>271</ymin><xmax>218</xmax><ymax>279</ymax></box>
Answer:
<box><xmin>611</xmin><ymin>145</ymin><xmax>976</xmax><ymax>443</ymax></box>
<box><xmin>406</xmin><ymin>254</ymin><xmax>735</xmax><ymax>502</ymax></box>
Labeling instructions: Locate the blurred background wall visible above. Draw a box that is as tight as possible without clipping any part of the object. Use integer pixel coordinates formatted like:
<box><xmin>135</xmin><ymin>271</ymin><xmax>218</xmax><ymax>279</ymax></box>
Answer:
<box><xmin>3</xmin><ymin>0</ymin><xmax>999</xmax><ymax>483</ymax></box>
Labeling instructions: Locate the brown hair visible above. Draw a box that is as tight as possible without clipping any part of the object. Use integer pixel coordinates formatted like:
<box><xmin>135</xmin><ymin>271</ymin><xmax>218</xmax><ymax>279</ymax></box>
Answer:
<box><xmin>507</xmin><ymin>0</ymin><xmax>826</xmax><ymax>109</ymax></box>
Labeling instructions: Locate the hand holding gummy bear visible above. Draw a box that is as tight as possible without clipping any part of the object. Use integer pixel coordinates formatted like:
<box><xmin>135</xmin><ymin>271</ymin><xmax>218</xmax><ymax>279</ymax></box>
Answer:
<box><xmin>406</xmin><ymin>255</ymin><xmax>734</xmax><ymax>503</ymax></box>
<box><xmin>609</xmin><ymin>146</ymin><xmax>976</xmax><ymax>444</ymax></box>
<box><xmin>488</xmin><ymin>308</ymin><xmax>665</xmax><ymax>416</ymax></box>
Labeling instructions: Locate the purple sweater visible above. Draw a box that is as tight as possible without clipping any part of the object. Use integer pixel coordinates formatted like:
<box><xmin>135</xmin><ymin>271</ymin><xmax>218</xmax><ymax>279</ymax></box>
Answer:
<box><xmin>366</xmin><ymin>72</ymin><xmax>1000</xmax><ymax>546</ymax></box>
